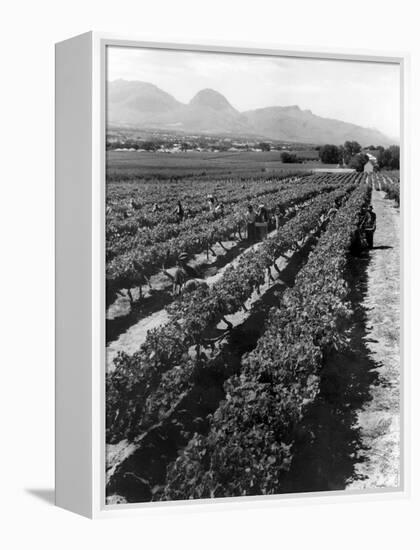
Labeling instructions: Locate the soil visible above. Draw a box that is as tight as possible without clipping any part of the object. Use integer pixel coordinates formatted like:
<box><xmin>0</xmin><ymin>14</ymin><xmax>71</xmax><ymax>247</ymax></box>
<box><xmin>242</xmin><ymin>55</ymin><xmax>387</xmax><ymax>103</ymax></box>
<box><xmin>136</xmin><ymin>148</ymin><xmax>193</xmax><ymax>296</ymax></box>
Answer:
<box><xmin>346</xmin><ymin>188</ymin><xmax>400</xmax><ymax>489</ymax></box>
<box><xmin>106</xmin><ymin>239</ymin><xmax>241</xmax><ymax>370</ymax></box>
<box><xmin>268</xmin><ymin>188</ymin><xmax>400</xmax><ymax>495</ymax></box>
<box><xmin>105</xmin><ymin>188</ymin><xmax>401</xmax><ymax>500</ymax></box>
<box><xmin>106</xmin><ymin>239</ymin><xmax>254</xmax><ymax>371</ymax></box>
<box><xmin>106</xmin><ymin>229</ymin><xmax>322</xmax><ymax>502</ymax></box>
<box><xmin>106</xmin><ymin>217</ymin><xmax>304</xmax><ymax>371</ymax></box>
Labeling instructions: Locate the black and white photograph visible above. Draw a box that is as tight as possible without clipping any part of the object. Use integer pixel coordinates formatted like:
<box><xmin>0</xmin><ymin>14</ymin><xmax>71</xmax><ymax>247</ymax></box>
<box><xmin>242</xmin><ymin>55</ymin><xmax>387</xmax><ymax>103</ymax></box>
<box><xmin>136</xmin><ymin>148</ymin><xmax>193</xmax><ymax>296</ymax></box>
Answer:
<box><xmin>104</xmin><ymin>45</ymin><xmax>401</xmax><ymax>505</ymax></box>
<box><xmin>6</xmin><ymin>0</ymin><xmax>420</xmax><ymax>542</ymax></box>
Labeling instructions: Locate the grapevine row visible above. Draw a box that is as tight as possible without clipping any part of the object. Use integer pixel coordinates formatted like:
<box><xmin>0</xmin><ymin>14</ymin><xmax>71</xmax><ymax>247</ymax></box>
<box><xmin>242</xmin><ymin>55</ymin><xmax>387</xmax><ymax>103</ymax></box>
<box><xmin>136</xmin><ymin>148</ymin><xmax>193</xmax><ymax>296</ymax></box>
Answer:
<box><xmin>106</xmin><ymin>179</ymin><xmax>360</xmax><ymax>443</ymax></box>
<box><xmin>107</xmin><ymin>172</ymin><xmax>358</xmax><ymax>260</ymax></box>
<box><xmin>106</xmin><ymin>174</ymin><xmax>356</xmax><ymax>300</ymax></box>
<box><xmin>106</xmin><ymin>178</ymin><xmax>306</xmax><ymax>260</ymax></box>
<box><xmin>160</xmin><ymin>181</ymin><xmax>370</xmax><ymax>500</ymax></box>
<box><xmin>107</xmin><ymin>172</ymin><xmax>309</xmax><ymax>234</ymax></box>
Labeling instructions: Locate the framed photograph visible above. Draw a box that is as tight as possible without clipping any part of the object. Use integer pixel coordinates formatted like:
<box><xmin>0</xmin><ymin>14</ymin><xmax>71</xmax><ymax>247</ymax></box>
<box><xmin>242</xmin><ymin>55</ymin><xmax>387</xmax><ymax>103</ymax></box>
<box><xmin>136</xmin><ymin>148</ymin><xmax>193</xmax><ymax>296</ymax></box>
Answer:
<box><xmin>55</xmin><ymin>32</ymin><xmax>408</xmax><ymax>518</ymax></box>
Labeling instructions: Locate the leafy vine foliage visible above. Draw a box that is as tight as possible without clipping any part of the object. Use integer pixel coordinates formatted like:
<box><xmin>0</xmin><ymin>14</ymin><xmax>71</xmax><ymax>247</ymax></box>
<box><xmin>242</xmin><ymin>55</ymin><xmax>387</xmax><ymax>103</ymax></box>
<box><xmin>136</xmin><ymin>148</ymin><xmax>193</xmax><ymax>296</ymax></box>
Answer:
<box><xmin>159</xmin><ymin>183</ymin><xmax>370</xmax><ymax>500</ymax></box>
<box><xmin>106</xmin><ymin>174</ymin><xmax>364</xmax><ymax>445</ymax></box>
<box><xmin>106</xmin><ymin>172</ymin><xmax>349</xmax><ymax>300</ymax></box>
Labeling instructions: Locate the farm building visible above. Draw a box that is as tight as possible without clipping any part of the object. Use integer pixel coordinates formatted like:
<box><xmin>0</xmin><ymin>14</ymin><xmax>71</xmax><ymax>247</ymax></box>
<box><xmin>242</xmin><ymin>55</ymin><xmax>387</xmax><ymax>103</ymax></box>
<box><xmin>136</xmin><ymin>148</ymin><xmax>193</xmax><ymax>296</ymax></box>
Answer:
<box><xmin>364</xmin><ymin>159</ymin><xmax>375</xmax><ymax>173</ymax></box>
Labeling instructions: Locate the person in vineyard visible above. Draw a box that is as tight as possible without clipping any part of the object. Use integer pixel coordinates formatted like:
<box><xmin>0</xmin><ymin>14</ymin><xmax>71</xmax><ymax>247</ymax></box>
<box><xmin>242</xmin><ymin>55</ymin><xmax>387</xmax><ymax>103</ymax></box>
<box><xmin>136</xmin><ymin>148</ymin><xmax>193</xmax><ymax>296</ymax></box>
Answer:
<box><xmin>174</xmin><ymin>200</ymin><xmax>184</xmax><ymax>223</ymax></box>
<box><xmin>245</xmin><ymin>204</ymin><xmax>256</xmax><ymax>242</ymax></box>
<box><xmin>360</xmin><ymin>205</ymin><xmax>377</xmax><ymax>249</ymax></box>
<box><xmin>207</xmin><ymin>194</ymin><xmax>215</xmax><ymax>212</ymax></box>
<box><xmin>352</xmin><ymin>206</ymin><xmax>369</xmax><ymax>252</ymax></box>
<box><xmin>214</xmin><ymin>200</ymin><xmax>224</xmax><ymax>219</ymax></box>
<box><xmin>273</xmin><ymin>204</ymin><xmax>284</xmax><ymax>233</ymax></box>
<box><xmin>255</xmin><ymin>203</ymin><xmax>269</xmax><ymax>240</ymax></box>
<box><xmin>170</xmin><ymin>252</ymin><xmax>201</xmax><ymax>295</ymax></box>
<box><xmin>326</xmin><ymin>198</ymin><xmax>341</xmax><ymax>222</ymax></box>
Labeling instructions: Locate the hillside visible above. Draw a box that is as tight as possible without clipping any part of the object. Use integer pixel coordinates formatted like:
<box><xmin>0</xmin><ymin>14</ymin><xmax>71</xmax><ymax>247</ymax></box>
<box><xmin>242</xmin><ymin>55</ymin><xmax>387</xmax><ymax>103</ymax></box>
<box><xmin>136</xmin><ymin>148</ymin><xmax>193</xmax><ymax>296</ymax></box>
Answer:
<box><xmin>107</xmin><ymin>79</ymin><xmax>394</xmax><ymax>146</ymax></box>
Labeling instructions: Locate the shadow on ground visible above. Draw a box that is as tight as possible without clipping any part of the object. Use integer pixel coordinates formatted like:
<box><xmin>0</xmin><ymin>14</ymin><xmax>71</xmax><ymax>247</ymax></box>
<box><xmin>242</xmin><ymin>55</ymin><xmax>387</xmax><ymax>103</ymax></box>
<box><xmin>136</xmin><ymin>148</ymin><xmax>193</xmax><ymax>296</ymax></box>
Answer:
<box><xmin>281</xmin><ymin>248</ymin><xmax>380</xmax><ymax>493</ymax></box>
<box><xmin>25</xmin><ymin>488</ymin><xmax>55</xmax><ymax>505</ymax></box>
<box><xmin>106</xmin><ymin>233</ymin><xmax>321</xmax><ymax>503</ymax></box>
<box><xmin>106</xmin><ymin>215</ymin><xmax>296</xmax><ymax>345</ymax></box>
<box><xmin>105</xmin><ymin>241</ymin><xmax>251</xmax><ymax>345</ymax></box>
<box><xmin>106</xmin><ymin>289</ymin><xmax>173</xmax><ymax>344</ymax></box>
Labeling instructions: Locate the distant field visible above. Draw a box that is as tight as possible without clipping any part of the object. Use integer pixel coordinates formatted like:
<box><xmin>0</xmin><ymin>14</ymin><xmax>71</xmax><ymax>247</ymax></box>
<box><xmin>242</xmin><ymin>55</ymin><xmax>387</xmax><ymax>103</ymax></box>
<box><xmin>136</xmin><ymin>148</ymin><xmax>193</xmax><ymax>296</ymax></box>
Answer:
<box><xmin>106</xmin><ymin>150</ymin><xmax>332</xmax><ymax>182</ymax></box>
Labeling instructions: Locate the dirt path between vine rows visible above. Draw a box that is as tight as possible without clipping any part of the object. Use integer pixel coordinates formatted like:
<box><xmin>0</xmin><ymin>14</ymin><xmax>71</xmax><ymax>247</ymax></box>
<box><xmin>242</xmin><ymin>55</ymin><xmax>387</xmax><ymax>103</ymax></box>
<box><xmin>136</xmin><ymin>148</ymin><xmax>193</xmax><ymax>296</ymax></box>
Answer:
<box><xmin>347</xmin><ymin>188</ymin><xmax>400</xmax><ymax>490</ymax></box>
<box><xmin>106</xmin><ymin>222</ymin><xmax>295</xmax><ymax>371</ymax></box>
<box><xmin>106</xmin><ymin>227</ymin><xmax>323</xmax><ymax>496</ymax></box>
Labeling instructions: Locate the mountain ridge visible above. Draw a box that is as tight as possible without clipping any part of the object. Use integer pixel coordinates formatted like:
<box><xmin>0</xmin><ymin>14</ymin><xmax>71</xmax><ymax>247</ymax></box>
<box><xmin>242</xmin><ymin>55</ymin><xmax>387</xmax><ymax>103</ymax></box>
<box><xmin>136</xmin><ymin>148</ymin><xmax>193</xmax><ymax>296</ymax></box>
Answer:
<box><xmin>107</xmin><ymin>79</ymin><xmax>395</xmax><ymax>146</ymax></box>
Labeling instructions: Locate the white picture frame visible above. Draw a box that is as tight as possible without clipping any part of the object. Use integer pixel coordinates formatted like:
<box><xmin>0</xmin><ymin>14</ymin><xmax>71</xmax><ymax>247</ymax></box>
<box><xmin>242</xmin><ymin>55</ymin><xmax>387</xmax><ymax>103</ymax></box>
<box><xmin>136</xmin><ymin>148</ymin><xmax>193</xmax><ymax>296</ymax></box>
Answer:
<box><xmin>55</xmin><ymin>31</ymin><xmax>410</xmax><ymax>518</ymax></box>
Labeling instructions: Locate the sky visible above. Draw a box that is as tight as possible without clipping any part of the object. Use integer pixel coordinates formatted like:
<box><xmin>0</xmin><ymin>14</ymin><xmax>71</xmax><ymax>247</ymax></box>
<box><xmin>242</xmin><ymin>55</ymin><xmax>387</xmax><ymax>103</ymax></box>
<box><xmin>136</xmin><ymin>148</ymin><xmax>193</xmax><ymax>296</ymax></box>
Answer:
<box><xmin>107</xmin><ymin>46</ymin><xmax>400</xmax><ymax>140</ymax></box>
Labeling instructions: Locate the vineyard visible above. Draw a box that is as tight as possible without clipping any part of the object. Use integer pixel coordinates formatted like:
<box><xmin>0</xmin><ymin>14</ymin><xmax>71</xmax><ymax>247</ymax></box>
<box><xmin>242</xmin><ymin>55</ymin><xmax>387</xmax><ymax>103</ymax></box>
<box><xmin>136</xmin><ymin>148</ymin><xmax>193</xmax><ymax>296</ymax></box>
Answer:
<box><xmin>105</xmin><ymin>166</ymin><xmax>400</xmax><ymax>504</ymax></box>
<box><xmin>369</xmin><ymin>171</ymin><xmax>400</xmax><ymax>206</ymax></box>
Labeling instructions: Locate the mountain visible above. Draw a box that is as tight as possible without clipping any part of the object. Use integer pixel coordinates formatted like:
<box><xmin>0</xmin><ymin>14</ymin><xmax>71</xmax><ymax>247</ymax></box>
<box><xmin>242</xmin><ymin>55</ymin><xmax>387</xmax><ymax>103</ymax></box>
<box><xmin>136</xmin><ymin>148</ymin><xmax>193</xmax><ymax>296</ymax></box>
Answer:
<box><xmin>243</xmin><ymin>106</ymin><xmax>392</xmax><ymax>145</ymax></box>
<box><xmin>189</xmin><ymin>88</ymin><xmax>235</xmax><ymax>111</ymax></box>
<box><xmin>107</xmin><ymin>79</ymin><xmax>394</xmax><ymax>146</ymax></box>
<box><xmin>181</xmin><ymin>89</ymin><xmax>251</xmax><ymax>134</ymax></box>
<box><xmin>107</xmin><ymin>80</ymin><xmax>184</xmax><ymax>126</ymax></box>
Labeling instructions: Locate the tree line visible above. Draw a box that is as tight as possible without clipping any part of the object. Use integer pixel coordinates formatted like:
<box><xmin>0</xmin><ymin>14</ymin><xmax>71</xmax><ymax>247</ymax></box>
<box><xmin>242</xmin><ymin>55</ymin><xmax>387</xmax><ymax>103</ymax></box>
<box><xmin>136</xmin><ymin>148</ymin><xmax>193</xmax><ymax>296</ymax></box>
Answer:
<box><xmin>318</xmin><ymin>141</ymin><xmax>400</xmax><ymax>171</ymax></box>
